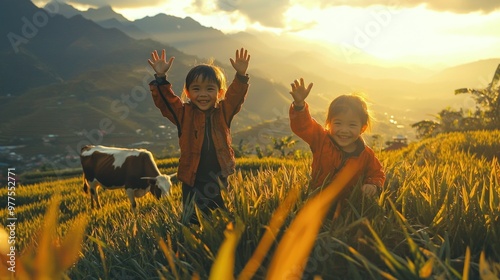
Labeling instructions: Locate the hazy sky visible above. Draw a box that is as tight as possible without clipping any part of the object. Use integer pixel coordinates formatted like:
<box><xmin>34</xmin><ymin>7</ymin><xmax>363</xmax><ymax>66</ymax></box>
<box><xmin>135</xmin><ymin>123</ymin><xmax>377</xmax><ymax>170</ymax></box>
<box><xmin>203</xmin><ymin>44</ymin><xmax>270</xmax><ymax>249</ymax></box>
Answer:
<box><xmin>34</xmin><ymin>0</ymin><xmax>500</xmax><ymax>66</ymax></box>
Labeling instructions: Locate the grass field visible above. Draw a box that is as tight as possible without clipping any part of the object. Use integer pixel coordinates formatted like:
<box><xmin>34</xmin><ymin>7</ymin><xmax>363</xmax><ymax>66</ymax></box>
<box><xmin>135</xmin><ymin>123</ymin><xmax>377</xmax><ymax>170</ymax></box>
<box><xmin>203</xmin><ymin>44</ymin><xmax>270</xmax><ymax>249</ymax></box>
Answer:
<box><xmin>1</xmin><ymin>130</ymin><xmax>500</xmax><ymax>279</ymax></box>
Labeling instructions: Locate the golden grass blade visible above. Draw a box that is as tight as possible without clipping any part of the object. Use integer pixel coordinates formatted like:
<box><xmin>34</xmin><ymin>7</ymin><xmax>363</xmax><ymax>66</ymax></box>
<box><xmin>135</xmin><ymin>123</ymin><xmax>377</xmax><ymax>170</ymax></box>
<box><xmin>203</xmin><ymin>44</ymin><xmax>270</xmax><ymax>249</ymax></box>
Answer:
<box><xmin>238</xmin><ymin>188</ymin><xmax>299</xmax><ymax>280</ymax></box>
<box><xmin>461</xmin><ymin>187</ymin><xmax>469</xmax><ymax>211</ymax></box>
<box><xmin>208</xmin><ymin>218</ymin><xmax>245</xmax><ymax>280</ymax></box>
<box><xmin>489</xmin><ymin>172</ymin><xmax>496</xmax><ymax>213</ymax></box>
<box><xmin>407</xmin><ymin>258</ymin><xmax>416</xmax><ymax>274</ymax></box>
<box><xmin>368</xmin><ymin>203</ymin><xmax>406</xmax><ymax>272</ymax></box>
<box><xmin>56</xmin><ymin>214</ymin><xmax>88</xmax><ymax>271</ymax></box>
<box><xmin>462</xmin><ymin>247</ymin><xmax>471</xmax><ymax>280</ymax></box>
<box><xmin>0</xmin><ymin>195</ymin><xmax>89</xmax><ymax>279</ymax></box>
<box><xmin>479</xmin><ymin>251</ymin><xmax>499</xmax><ymax>280</ymax></box>
<box><xmin>418</xmin><ymin>259</ymin><xmax>433</xmax><ymax>278</ymax></box>
<box><xmin>266</xmin><ymin>161</ymin><xmax>359</xmax><ymax>279</ymax></box>
<box><xmin>489</xmin><ymin>160</ymin><xmax>499</xmax><ymax>212</ymax></box>
<box><xmin>33</xmin><ymin>195</ymin><xmax>61</xmax><ymax>278</ymax></box>
<box><xmin>96</xmin><ymin>241</ymin><xmax>108</xmax><ymax>280</ymax></box>
<box><xmin>158</xmin><ymin>235</ymin><xmax>180</xmax><ymax>280</ymax></box>
<box><xmin>346</xmin><ymin>245</ymin><xmax>398</xmax><ymax>280</ymax></box>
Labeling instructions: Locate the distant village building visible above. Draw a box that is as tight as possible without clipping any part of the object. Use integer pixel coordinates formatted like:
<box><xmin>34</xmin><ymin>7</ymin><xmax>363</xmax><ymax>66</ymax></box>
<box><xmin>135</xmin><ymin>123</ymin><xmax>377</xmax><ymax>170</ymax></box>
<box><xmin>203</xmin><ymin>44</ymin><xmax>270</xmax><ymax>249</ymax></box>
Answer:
<box><xmin>384</xmin><ymin>135</ymin><xmax>408</xmax><ymax>151</ymax></box>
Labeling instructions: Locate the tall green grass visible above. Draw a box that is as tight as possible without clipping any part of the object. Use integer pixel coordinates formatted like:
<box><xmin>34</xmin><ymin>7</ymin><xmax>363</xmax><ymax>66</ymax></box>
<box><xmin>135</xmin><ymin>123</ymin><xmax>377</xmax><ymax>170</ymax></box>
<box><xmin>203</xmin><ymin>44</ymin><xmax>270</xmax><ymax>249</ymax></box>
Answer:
<box><xmin>1</xmin><ymin>130</ymin><xmax>499</xmax><ymax>279</ymax></box>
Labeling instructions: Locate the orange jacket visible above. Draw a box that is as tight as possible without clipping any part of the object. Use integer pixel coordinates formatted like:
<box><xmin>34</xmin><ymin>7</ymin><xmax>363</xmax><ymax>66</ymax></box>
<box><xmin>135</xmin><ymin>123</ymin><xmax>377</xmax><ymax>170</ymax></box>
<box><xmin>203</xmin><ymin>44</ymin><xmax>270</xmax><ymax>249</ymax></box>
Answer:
<box><xmin>150</xmin><ymin>74</ymin><xmax>249</xmax><ymax>187</ymax></box>
<box><xmin>289</xmin><ymin>103</ymin><xmax>385</xmax><ymax>191</ymax></box>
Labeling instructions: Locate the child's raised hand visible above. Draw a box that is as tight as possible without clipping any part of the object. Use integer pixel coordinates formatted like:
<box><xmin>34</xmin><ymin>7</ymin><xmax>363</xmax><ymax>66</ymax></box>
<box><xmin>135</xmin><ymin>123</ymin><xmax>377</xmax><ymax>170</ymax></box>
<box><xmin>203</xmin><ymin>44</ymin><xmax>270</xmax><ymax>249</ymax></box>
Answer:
<box><xmin>148</xmin><ymin>49</ymin><xmax>175</xmax><ymax>76</ymax></box>
<box><xmin>289</xmin><ymin>78</ymin><xmax>313</xmax><ymax>107</ymax></box>
<box><xmin>230</xmin><ymin>48</ymin><xmax>250</xmax><ymax>76</ymax></box>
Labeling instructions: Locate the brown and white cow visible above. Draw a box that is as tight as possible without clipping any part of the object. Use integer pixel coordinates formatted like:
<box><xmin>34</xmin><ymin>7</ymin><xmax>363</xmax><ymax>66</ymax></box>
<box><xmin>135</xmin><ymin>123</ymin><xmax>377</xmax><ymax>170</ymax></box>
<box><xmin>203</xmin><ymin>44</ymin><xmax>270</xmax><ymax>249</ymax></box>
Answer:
<box><xmin>80</xmin><ymin>145</ymin><xmax>174</xmax><ymax>209</ymax></box>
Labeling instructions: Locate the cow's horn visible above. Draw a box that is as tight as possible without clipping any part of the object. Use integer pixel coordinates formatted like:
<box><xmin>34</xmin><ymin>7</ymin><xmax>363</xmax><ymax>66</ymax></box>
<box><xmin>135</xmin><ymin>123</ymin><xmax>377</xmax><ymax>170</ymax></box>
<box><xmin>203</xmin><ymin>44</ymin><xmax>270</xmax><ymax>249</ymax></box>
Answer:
<box><xmin>141</xmin><ymin>177</ymin><xmax>157</xmax><ymax>180</ymax></box>
<box><xmin>168</xmin><ymin>173</ymin><xmax>177</xmax><ymax>178</ymax></box>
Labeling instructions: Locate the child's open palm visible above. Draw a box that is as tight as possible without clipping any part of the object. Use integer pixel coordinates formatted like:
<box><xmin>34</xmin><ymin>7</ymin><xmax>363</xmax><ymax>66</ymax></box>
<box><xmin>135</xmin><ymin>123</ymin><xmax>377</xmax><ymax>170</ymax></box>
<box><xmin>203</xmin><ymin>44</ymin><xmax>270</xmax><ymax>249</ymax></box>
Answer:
<box><xmin>230</xmin><ymin>48</ymin><xmax>250</xmax><ymax>76</ymax></box>
<box><xmin>148</xmin><ymin>49</ymin><xmax>175</xmax><ymax>75</ymax></box>
<box><xmin>290</xmin><ymin>78</ymin><xmax>313</xmax><ymax>107</ymax></box>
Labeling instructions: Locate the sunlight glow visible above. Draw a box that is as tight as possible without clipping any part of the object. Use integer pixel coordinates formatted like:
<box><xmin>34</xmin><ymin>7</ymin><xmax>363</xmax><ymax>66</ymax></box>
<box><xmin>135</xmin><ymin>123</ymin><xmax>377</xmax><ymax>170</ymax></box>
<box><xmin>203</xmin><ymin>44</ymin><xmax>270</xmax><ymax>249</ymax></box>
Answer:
<box><xmin>31</xmin><ymin>0</ymin><xmax>500</xmax><ymax>66</ymax></box>
<box><xmin>189</xmin><ymin>11</ymin><xmax>250</xmax><ymax>34</ymax></box>
<box><xmin>283</xmin><ymin>4</ymin><xmax>500</xmax><ymax>65</ymax></box>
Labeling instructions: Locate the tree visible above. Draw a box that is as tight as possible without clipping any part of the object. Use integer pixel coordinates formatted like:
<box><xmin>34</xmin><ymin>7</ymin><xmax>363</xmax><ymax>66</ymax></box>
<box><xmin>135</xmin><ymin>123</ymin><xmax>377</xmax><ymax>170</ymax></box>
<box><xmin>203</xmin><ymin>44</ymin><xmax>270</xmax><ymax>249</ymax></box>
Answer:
<box><xmin>412</xmin><ymin>108</ymin><xmax>473</xmax><ymax>138</ymax></box>
<box><xmin>271</xmin><ymin>135</ymin><xmax>298</xmax><ymax>157</ymax></box>
<box><xmin>255</xmin><ymin>145</ymin><xmax>273</xmax><ymax>159</ymax></box>
<box><xmin>455</xmin><ymin>64</ymin><xmax>500</xmax><ymax>130</ymax></box>
<box><xmin>234</xmin><ymin>139</ymin><xmax>250</xmax><ymax>158</ymax></box>
<box><xmin>411</xmin><ymin>120</ymin><xmax>440</xmax><ymax>139</ymax></box>
<box><xmin>412</xmin><ymin>64</ymin><xmax>500</xmax><ymax>137</ymax></box>
<box><xmin>437</xmin><ymin>107</ymin><xmax>463</xmax><ymax>132</ymax></box>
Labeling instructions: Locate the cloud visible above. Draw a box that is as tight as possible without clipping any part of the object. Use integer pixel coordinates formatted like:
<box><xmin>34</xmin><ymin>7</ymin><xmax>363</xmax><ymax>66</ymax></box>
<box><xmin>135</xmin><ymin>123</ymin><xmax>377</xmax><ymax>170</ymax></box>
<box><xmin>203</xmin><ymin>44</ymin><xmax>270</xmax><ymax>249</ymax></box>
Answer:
<box><xmin>213</xmin><ymin>0</ymin><xmax>290</xmax><ymax>28</ymax></box>
<box><xmin>423</xmin><ymin>1</ymin><xmax>500</xmax><ymax>13</ymax></box>
<box><xmin>57</xmin><ymin>0</ymin><xmax>500</xmax><ymax>30</ymax></box>
<box><xmin>199</xmin><ymin>0</ymin><xmax>500</xmax><ymax>30</ymax></box>
<box><xmin>313</xmin><ymin>0</ymin><xmax>500</xmax><ymax>13</ymax></box>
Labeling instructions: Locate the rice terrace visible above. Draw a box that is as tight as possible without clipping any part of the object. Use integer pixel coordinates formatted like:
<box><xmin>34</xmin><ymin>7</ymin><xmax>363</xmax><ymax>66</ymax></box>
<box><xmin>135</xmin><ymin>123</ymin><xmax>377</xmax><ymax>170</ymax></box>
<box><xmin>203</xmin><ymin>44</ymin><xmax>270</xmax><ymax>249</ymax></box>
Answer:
<box><xmin>1</xmin><ymin>130</ymin><xmax>499</xmax><ymax>279</ymax></box>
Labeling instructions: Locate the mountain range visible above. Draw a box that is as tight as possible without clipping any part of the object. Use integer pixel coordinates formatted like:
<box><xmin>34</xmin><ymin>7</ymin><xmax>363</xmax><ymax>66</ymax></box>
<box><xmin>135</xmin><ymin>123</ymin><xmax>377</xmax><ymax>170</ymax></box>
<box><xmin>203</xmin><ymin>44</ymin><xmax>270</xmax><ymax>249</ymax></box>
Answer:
<box><xmin>1</xmin><ymin>0</ymin><xmax>499</xmax><ymax>170</ymax></box>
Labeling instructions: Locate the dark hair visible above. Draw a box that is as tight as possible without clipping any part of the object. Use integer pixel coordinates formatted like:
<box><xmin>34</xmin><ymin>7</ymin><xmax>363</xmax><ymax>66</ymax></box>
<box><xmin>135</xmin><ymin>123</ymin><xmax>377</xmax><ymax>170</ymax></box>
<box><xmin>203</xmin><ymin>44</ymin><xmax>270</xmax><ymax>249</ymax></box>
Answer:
<box><xmin>182</xmin><ymin>63</ymin><xmax>227</xmax><ymax>102</ymax></box>
<box><xmin>325</xmin><ymin>94</ymin><xmax>371</xmax><ymax>131</ymax></box>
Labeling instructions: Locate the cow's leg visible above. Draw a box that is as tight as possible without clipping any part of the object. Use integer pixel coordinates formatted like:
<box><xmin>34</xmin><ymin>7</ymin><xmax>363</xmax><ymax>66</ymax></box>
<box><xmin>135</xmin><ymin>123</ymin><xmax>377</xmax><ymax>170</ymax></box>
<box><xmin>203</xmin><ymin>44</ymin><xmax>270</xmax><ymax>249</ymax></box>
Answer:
<box><xmin>126</xmin><ymin>188</ymin><xmax>137</xmax><ymax>210</ymax></box>
<box><xmin>82</xmin><ymin>174</ymin><xmax>89</xmax><ymax>194</ymax></box>
<box><xmin>88</xmin><ymin>181</ymin><xmax>100</xmax><ymax>209</ymax></box>
<box><xmin>83</xmin><ymin>177</ymin><xmax>91</xmax><ymax>210</ymax></box>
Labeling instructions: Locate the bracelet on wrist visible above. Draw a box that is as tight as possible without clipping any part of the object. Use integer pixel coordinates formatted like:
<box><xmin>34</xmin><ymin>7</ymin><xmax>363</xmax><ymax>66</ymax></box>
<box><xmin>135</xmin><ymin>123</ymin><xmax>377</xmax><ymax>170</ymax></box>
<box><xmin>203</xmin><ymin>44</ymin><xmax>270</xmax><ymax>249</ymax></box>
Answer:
<box><xmin>293</xmin><ymin>102</ymin><xmax>305</xmax><ymax>109</ymax></box>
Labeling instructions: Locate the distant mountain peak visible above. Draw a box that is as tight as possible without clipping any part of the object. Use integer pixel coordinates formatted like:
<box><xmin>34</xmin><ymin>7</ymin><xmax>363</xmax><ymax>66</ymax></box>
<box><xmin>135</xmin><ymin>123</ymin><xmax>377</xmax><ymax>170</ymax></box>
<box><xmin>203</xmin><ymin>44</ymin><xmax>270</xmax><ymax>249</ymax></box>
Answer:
<box><xmin>97</xmin><ymin>5</ymin><xmax>114</xmax><ymax>10</ymax></box>
<box><xmin>43</xmin><ymin>0</ymin><xmax>80</xmax><ymax>18</ymax></box>
<box><xmin>84</xmin><ymin>5</ymin><xmax>129</xmax><ymax>23</ymax></box>
<box><xmin>87</xmin><ymin>5</ymin><xmax>118</xmax><ymax>14</ymax></box>
<box><xmin>42</xmin><ymin>1</ymin><xmax>129</xmax><ymax>23</ymax></box>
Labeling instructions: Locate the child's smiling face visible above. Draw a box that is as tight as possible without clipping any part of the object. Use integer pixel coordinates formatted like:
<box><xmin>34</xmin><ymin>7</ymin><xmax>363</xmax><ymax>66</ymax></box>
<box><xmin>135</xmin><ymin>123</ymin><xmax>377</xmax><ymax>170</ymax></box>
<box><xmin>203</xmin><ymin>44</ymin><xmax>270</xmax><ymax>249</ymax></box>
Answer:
<box><xmin>328</xmin><ymin>109</ymin><xmax>367</xmax><ymax>152</ymax></box>
<box><xmin>186</xmin><ymin>76</ymin><xmax>223</xmax><ymax>111</ymax></box>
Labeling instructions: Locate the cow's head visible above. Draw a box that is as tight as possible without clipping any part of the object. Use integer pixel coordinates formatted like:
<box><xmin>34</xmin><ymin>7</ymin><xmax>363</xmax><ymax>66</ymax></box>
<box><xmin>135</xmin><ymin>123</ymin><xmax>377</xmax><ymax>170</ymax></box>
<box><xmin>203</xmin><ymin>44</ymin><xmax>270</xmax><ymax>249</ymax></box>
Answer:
<box><xmin>141</xmin><ymin>173</ymin><xmax>175</xmax><ymax>199</ymax></box>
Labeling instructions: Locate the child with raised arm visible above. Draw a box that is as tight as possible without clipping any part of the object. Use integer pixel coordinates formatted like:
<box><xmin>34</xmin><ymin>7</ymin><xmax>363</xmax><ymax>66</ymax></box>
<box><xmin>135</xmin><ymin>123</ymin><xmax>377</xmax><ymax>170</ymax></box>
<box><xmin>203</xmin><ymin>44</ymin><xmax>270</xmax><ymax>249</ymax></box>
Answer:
<box><xmin>288</xmin><ymin>78</ymin><xmax>385</xmax><ymax>217</ymax></box>
<box><xmin>148</xmin><ymin>48</ymin><xmax>250</xmax><ymax>224</ymax></box>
